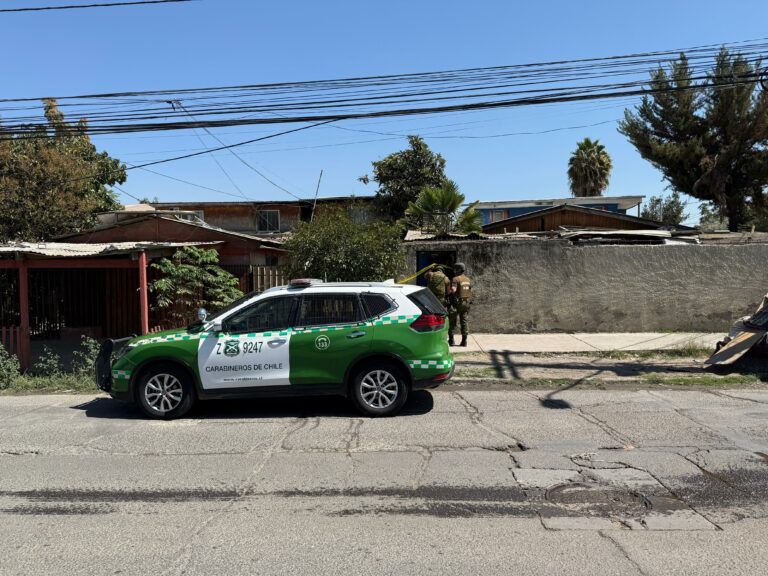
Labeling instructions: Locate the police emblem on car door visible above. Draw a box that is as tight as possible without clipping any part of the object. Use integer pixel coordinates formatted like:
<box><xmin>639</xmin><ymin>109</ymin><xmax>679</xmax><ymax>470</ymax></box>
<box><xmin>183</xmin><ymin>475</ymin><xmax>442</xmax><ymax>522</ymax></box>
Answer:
<box><xmin>197</xmin><ymin>296</ymin><xmax>298</xmax><ymax>389</ymax></box>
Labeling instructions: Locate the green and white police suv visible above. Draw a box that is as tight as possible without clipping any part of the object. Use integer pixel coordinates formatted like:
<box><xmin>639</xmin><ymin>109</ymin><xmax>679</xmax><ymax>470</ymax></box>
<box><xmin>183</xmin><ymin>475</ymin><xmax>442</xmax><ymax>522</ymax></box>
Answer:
<box><xmin>96</xmin><ymin>279</ymin><xmax>454</xmax><ymax>419</ymax></box>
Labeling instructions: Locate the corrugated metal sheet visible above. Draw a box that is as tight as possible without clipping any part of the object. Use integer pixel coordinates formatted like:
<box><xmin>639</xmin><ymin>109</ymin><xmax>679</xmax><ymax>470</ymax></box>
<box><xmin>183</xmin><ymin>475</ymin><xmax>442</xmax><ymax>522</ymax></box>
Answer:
<box><xmin>0</xmin><ymin>241</ymin><xmax>221</xmax><ymax>258</ymax></box>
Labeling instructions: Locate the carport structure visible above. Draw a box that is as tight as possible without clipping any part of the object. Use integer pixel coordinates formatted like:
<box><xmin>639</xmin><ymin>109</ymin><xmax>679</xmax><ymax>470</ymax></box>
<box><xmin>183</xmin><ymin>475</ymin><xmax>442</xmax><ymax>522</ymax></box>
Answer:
<box><xmin>0</xmin><ymin>241</ymin><xmax>219</xmax><ymax>370</ymax></box>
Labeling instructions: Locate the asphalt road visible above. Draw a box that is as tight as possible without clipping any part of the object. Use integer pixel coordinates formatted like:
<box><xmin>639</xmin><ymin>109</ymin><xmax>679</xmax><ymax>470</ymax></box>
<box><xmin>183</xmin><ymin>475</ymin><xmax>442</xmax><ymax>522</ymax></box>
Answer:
<box><xmin>1</xmin><ymin>387</ymin><xmax>767</xmax><ymax>575</ymax></box>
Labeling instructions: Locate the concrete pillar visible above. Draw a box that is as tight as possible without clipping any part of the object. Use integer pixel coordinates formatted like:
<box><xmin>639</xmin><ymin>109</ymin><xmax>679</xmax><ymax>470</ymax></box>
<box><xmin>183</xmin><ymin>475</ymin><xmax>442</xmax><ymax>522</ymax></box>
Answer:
<box><xmin>138</xmin><ymin>251</ymin><xmax>149</xmax><ymax>335</ymax></box>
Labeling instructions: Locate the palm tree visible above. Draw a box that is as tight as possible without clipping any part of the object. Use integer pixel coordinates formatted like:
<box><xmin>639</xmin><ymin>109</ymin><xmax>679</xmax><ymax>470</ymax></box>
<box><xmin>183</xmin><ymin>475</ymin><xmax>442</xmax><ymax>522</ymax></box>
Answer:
<box><xmin>405</xmin><ymin>180</ymin><xmax>481</xmax><ymax>236</ymax></box>
<box><xmin>567</xmin><ymin>138</ymin><xmax>613</xmax><ymax>197</ymax></box>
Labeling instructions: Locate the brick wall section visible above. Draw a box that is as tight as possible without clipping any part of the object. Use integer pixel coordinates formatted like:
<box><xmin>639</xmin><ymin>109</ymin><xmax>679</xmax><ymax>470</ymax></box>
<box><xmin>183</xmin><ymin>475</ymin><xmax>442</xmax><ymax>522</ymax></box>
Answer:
<box><xmin>403</xmin><ymin>240</ymin><xmax>768</xmax><ymax>332</ymax></box>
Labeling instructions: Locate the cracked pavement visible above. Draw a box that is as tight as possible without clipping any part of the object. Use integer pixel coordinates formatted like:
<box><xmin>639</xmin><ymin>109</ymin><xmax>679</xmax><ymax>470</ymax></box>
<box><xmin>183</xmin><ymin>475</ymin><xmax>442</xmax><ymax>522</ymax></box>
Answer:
<box><xmin>1</xmin><ymin>387</ymin><xmax>767</xmax><ymax>575</ymax></box>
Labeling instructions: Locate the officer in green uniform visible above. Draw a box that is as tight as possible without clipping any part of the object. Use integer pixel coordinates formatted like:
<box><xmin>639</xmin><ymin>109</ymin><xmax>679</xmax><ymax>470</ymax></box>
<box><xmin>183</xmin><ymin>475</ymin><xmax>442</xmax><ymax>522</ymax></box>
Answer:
<box><xmin>424</xmin><ymin>265</ymin><xmax>450</xmax><ymax>309</ymax></box>
<box><xmin>448</xmin><ymin>262</ymin><xmax>472</xmax><ymax>347</ymax></box>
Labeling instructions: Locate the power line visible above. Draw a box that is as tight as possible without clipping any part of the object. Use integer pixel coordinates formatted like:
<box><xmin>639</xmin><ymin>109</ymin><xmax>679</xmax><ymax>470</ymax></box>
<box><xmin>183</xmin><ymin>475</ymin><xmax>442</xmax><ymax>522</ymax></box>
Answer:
<box><xmin>0</xmin><ymin>0</ymin><xmax>195</xmax><ymax>13</ymax></box>
<box><xmin>1</xmin><ymin>38</ymin><xmax>765</xmax><ymax>138</ymax></box>
<box><xmin>112</xmin><ymin>184</ymin><xmax>143</xmax><ymax>202</ymax></box>
<box><xmin>47</xmin><ymin>119</ymin><xmax>336</xmax><ymax>192</ymax></box>
<box><xmin>174</xmin><ymin>101</ymin><xmax>305</xmax><ymax>201</ymax></box>
<box><xmin>171</xmin><ymin>101</ymin><xmax>252</xmax><ymax>201</ymax></box>
<box><xmin>130</xmin><ymin>165</ymin><xmax>252</xmax><ymax>199</ymax></box>
<box><xmin>127</xmin><ymin>119</ymin><xmax>336</xmax><ymax>170</ymax></box>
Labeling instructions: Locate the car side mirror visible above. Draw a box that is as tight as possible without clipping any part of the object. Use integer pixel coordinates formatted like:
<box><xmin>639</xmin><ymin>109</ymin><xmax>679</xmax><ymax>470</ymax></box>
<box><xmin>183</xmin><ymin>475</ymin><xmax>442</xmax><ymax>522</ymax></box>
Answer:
<box><xmin>209</xmin><ymin>320</ymin><xmax>223</xmax><ymax>333</ymax></box>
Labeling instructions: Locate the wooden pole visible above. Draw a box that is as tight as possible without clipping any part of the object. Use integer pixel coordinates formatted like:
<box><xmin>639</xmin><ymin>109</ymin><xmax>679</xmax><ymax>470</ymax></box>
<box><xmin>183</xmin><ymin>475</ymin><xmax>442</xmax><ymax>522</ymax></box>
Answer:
<box><xmin>138</xmin><ymin>251</ymin><xmax>149</xmax><ymax>335</ymax></box>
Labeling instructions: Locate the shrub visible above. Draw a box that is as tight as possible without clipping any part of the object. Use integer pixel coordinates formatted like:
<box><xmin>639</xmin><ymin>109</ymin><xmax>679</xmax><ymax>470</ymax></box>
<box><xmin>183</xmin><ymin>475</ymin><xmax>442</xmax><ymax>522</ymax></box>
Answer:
<box><xmin>33</xmin><ymin>345</ymin><xmax>61</xmax><ymax>377</ymax></box>
<box><xmin>150</xmin><ymin>246</ymin><xmax>243</xmax><ymax>325</ymax></box>
<box><xmin>72</xmin><ymin>335</ymin><xmax>101</xmax><ymax>374</ymax></box>
<box><xmin>0</xmin><ymin>346</ymin><xmax>20</xmax><ymax>389</ymax></box>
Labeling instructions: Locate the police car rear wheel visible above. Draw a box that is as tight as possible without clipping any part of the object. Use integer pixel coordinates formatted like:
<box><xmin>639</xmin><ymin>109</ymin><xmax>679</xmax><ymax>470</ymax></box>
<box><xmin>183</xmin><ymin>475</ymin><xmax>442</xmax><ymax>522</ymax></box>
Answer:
<box><xmin>137</xmin><ymin>364</ymin><xmax>195</xmax><ymax>419</ymax></box>
<box><xmin>351</xmin><ymin>362</ymin><xmax>408</xmax><ymax>417</ymax></box>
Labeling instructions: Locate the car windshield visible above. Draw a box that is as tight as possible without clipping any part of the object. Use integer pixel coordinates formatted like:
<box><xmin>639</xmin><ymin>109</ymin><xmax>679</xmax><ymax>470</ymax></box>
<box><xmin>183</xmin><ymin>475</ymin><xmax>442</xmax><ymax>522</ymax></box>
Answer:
<box><xmin>186</xmin><ymin>290</ymin><xmax>259</xmax><ymax>332</ymax></box>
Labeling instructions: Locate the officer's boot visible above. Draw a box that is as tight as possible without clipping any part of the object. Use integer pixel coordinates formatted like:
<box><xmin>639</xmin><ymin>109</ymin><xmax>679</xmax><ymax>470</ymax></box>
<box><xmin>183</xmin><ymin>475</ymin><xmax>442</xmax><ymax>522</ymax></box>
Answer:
<box><xmin>460</xmin><ymin>335</ymin><xmax>468</xmax><ymax>347</ymax></box>
<box><xmin>448</xmin><ymin>334</ymin><xmax>455</xmax><ymax>346</ymax></box>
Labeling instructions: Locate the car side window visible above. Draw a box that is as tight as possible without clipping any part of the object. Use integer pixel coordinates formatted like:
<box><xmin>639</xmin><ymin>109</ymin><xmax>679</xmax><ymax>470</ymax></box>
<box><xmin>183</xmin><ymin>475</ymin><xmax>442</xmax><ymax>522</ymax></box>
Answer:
<box><xmin>222</xmin><ymin>296</ymin><xmax>298</xmax><ymax>334</ymax></box>
<box><xmin>296</xmin><ymin>294</ymin><xmax>362</xmax><ymax>327</ymax></box>
<box><xmin>361</xmin><ymin>293</ymin><xmax>396</xmax><ymax>319</ymax></box>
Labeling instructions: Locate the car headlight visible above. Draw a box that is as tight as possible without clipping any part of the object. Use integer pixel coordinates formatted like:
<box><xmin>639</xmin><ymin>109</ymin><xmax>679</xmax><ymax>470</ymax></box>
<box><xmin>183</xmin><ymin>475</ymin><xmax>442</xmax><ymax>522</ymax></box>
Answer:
<box><xmin>113</xmin><ymin>343</ymin><xmax>135</xmax><ymax>362</ymax></box>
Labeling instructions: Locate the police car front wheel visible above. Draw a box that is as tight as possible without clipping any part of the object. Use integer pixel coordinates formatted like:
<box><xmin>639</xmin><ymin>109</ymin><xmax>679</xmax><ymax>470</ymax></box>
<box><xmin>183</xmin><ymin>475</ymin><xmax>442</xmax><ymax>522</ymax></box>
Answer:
<box><xmin>137</xmin><ymin>364</ymin><xmax>195</xmax><ymax>419</ymax></box>
<box><xmin>350</xmin><ymin>362</ymin><xmax>408</xmax><ymax>417</ymax></box>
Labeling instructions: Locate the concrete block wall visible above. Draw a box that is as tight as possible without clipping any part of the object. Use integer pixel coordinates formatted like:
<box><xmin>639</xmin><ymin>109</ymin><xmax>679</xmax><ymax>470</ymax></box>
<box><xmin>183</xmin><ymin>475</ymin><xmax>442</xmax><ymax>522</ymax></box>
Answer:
<box><xmin>403</xmin><ymin>240</ymin><xmax>768</xmax><ymax>333</ymax></box>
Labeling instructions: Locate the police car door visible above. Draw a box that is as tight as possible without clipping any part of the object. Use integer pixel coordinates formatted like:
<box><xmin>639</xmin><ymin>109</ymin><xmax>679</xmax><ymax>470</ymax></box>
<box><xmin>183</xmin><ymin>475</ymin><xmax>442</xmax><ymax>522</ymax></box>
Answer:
<box><xmin>289</xmin><ymin>293</ymin><xmax>373</xmax><ymax>386</ymax></box>
<box><xmin>197</xmin><ymin>296</ymin><xmax>299</xmax><ymax>390</ymax></box>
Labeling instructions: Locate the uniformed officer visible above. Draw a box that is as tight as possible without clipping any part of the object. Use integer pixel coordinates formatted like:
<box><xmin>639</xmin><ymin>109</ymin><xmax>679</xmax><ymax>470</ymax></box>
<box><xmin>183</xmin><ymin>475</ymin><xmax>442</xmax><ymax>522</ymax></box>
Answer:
<box><xmin>448</xmin><ymin>262</ymin><xmax>472</xmax><ymax>347</ymax></box>
<box><xmin>424</xmin><ymin>265</ymin><xmax>450</xmax><ymax>309</ymax></box>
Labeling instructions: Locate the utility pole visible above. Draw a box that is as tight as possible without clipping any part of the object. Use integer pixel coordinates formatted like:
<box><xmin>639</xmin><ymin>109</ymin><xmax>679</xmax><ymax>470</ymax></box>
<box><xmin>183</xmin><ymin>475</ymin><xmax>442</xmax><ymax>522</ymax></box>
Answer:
<box><xmin>310</xmin><ymin>169</ymin><xmax>323</xmax><ymax>223</ymax></box>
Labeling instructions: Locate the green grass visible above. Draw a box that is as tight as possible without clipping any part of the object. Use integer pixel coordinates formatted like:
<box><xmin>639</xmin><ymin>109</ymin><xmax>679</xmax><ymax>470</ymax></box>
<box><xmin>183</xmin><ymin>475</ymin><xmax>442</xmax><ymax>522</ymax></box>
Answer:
<box><xmin>453</xmin><ymin>366</ymin><xmax>503</xmax><ymax>379</ymax></box>
<box><xmin>640</xmin><ymin>373</ymin><xmax>766</xmax><ymax>387</ymax></box>
<box><xmin>596</xmin><ymin>346</ymin><xmax>712</xmax><ymax>360</ymax></box>
<box><xmin>0</xmin><ymin>373</ymin><xmax>96</xmax><ymax>394</ymax></box>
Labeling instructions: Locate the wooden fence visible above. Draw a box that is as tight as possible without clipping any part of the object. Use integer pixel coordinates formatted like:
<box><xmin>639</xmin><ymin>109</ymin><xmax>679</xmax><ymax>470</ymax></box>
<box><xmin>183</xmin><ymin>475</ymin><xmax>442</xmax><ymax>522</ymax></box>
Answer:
<box><xmin>0</xmin><ymin>325</ymin><xmax>22</xmax><ymax>362</ymax></box>
<box><xmin>253</xmin><ymin>266</ymin><xmax>287</xmax><ymax>293</ymax></box>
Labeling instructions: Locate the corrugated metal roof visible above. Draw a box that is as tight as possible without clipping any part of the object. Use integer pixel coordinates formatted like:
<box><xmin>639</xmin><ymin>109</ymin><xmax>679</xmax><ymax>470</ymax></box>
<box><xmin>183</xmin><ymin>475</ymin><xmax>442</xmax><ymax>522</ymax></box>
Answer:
<box><xmin>403</xmin><ymin>230</ymin><xmax>539</xmax><ymax>242</ymax></box>
<box><xmin>58</xmin><ymin>212</ymin><xmax>286</xmax><ymax>249</ymax></box>
<box><xmin>0</xmin><ymin>241</ymin><xmax>221</xmax><ymax>258</ymax></box>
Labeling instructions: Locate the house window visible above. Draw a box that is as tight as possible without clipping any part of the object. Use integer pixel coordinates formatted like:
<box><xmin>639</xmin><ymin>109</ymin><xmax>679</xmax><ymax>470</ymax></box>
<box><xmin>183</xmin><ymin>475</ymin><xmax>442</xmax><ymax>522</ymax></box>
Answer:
<box><xmin>265</xmin><ymin>254</ymin><xmax>279</xmax><ymax>267</ymax></box>
<box><xmin>493</xmin><ymin>209</ymin><xmax>505</xmax><ymax>222</ymax></box>
<box><xmin>257</xmin><ymin>210</ymin><xmax>280</xmax><ymax>232</ymax></box>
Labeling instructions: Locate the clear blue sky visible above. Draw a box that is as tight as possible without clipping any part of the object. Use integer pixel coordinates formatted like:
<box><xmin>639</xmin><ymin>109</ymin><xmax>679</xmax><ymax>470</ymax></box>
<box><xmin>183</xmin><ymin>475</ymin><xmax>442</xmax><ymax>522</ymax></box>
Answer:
<box><xmin>3</xmin><ymin>0</ymin><xmax>768</xmax><ymax>224</ymax></box>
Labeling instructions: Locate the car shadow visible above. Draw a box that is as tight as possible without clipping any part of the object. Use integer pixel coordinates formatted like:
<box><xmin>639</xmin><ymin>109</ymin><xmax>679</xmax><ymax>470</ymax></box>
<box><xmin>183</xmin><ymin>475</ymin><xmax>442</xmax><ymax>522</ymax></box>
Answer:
<box><xmin>72</xmin><ymin>390</ymin><xmax>435</xmax><ymax>420</ymax></box>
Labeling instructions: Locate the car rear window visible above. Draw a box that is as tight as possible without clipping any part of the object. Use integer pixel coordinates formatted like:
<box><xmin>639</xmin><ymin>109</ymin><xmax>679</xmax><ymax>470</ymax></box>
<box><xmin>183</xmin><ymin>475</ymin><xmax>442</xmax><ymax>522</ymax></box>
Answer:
<box><xmin>408</xmin><ymin>289</ymin><xmax>447</xmax><ymax>316</ymax></box>
<box><xmin>361</xmin><ymin>293</ymin><xmax>396</xmax><ymax>319</ymax></box>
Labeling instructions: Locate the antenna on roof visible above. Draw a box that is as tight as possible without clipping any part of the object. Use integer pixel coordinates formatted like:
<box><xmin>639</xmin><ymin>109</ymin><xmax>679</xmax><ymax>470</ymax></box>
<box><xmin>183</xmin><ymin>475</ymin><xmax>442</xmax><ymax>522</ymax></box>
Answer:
<box><xmin>310</xmin><ymin>170</ymin><xmax>323</xmax><ymax>224</ymax></box>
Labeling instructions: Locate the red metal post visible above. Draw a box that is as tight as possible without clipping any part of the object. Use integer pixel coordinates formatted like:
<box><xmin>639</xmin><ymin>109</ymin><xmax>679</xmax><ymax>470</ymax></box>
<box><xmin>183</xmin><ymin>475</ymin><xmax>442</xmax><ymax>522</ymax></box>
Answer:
<box><xmin>18</xmin><ymin>259</ymin><xmax>30</xmax><ymax>372</ymax></box>
<box><xmin>138</xmin><ymin>251</ymin><xmax>149</xmax><ymax>335</ymax></box>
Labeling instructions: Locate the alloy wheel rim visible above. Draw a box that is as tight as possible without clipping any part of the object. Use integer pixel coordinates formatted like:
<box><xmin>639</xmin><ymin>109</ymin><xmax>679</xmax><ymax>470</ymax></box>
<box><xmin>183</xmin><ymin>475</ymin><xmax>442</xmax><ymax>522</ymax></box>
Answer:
<box><xmin>360</xmin><ymin>370</ymin><xmax>398</xmax><ymax>409</ymax></box>
<box><xmin>144</xmin><ymin>373</ymin><xmax>183</xmax><ymax>413</ymax></box>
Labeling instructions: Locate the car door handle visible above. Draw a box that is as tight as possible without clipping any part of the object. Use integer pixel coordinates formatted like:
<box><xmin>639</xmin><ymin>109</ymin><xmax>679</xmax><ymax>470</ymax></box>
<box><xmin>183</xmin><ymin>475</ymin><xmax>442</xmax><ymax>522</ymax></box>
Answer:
<box><xmin>347</xmin><ymin>331</ymin><xmax>367</xmax><ymax>339</ymax></box>
<box><xmin>267</xmin><ymin>338</ymin><xmax>287</xmax><ymax>348</ymax></box>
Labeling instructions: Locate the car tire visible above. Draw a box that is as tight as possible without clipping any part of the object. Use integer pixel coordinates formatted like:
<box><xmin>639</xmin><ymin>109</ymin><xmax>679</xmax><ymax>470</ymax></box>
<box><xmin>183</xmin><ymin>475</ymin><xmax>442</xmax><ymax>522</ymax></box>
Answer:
<box><xmin>136</xmin><ymin>364</ymin><xmax>196</xmax><ymax>420</ymax></box>
<box><xmin>350</xmin><ymin>361</ymin><xmax>408</xmax><ymax>417</ymax></box>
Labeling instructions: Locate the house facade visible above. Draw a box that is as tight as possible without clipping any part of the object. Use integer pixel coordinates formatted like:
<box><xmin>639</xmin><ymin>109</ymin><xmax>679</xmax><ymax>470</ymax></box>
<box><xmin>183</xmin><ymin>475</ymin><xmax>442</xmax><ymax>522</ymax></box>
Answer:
<box><xmin>475</xmin><ymin>195</ymin><xmax>644</xmax><ymax>226</ymax></box>
<box><xmin>481</xmin><ymin>204</ymin><xmax>695</xmax><ymax>234</ymax></box>
<box><xmin>150</xmin><ymin>196</ymin><xmax>376</xmax><ymax>235</ymax></box>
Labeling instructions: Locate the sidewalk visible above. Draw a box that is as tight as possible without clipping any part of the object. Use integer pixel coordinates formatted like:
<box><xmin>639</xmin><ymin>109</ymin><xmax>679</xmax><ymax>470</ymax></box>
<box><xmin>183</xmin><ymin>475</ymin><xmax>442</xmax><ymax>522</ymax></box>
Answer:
<box><xmin>454</xmin><ymin>332</ymin><xmax>721</xmax><ymax>354</ymax></box>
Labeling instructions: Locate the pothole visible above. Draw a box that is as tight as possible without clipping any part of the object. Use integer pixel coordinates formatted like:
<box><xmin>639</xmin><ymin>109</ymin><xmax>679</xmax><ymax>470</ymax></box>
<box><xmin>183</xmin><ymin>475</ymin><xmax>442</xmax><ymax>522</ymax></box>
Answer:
<box><xmin>545</xmin><ymin>483</ymin><xmax>649</xmax><ymax>517</ymax></box>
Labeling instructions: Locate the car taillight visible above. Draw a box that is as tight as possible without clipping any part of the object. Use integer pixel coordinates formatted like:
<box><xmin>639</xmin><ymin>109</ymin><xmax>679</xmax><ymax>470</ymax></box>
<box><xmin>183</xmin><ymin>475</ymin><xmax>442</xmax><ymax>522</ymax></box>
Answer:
<box><xmin>410</xmin><ymin>314</ymin><xmax>445</xmax><ymax>332</ymax></box>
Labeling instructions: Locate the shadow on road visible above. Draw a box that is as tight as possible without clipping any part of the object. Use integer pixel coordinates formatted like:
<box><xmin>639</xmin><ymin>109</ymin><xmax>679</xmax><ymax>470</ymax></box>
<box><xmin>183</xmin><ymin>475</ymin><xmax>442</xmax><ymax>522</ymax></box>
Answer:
<box><xmin>538</xmin><ymin>373</ymin><xmax>602</xmax><ymax>410</ymax></box>
<box><xmin>72</xmin><ymin>390</ymin><xmax>435</xmax><ymax>420</ymax></box>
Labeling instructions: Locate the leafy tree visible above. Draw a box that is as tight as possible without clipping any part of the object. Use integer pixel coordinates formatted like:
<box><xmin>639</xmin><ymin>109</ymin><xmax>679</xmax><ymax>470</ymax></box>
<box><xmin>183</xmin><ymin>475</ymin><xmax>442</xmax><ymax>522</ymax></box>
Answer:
<box><xmin>567</xmin><ymin>138</ymin><xmax>613</xmax><ymax>197</ymax></box>
<box><xmin>405</xmin><ymin>180</ymin><xmax>481</xmax><ymax>235</ymax></box>
<box><xmin>0</xmin><ymin>99</ymin><xmax>126</xmax><ymax>241</ymax></box>
<box><xmin>619</xmin><ymin>49</ymin><xmax>768</xmax><ymax>231</ymax></box>
<box><xmin>698</xmin><ymin>203</ymin><xmax>729</xmax><ymax>231</ymax></box>
<box><xmin>360</xmin><ymin>135</ymin><xmax>447</xmax><ymax>220</ymax></box>
<box><xmin>285</xmin><ymin>208</ymin><xmax>404</xmax><ymax>282</ymax></box>
<box><xmin>641</xmin><ymin>191</ymin><xmax>689</xmax><ymax>225</ymax></box>
<box><xmin>150</xmin><ymin>247</ymin><xmax>243</xmax><ymax>326</ymax></box>
<box><xmin>698</xmin><ymin>201</ymin><xmax>768</xmax><ymax>232</ymax></box>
